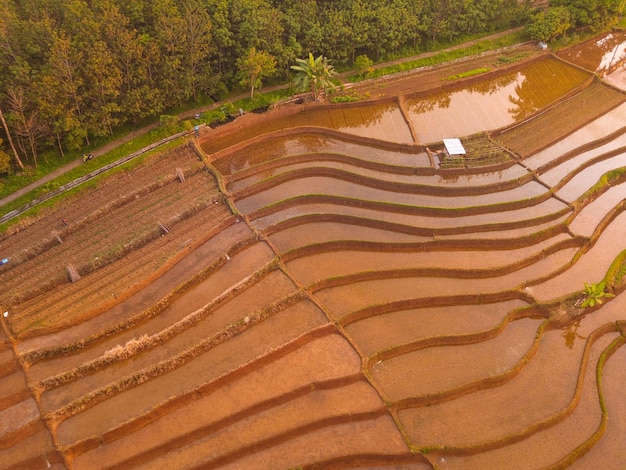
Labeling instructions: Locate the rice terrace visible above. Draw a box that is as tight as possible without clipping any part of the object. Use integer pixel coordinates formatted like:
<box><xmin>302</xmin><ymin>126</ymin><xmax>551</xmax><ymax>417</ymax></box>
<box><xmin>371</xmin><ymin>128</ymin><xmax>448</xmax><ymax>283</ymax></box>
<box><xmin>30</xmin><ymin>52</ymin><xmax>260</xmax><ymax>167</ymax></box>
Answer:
<box><xmin>2</xmin><ymin>34</ymin><xmax>626</xmax><ymax>469</ymax></box>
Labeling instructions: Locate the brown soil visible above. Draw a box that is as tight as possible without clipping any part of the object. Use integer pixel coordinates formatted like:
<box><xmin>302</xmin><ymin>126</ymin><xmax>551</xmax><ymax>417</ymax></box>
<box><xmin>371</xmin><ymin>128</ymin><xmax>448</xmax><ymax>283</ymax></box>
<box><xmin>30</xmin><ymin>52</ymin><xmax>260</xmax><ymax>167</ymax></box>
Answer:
<box><xmin>1</xmin><ymin>37</ymin><xmax>626</xmax><ymax>470</ymax></box>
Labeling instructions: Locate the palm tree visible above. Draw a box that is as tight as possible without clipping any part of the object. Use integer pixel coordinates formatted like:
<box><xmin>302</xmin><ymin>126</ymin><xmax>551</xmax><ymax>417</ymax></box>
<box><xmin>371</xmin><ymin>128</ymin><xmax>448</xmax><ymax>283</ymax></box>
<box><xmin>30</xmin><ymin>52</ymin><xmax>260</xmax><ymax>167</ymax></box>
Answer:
<box><xmin>290</xmin><ymin>53</ymin><xmax>337</xmax><ymax>101</ymax></box>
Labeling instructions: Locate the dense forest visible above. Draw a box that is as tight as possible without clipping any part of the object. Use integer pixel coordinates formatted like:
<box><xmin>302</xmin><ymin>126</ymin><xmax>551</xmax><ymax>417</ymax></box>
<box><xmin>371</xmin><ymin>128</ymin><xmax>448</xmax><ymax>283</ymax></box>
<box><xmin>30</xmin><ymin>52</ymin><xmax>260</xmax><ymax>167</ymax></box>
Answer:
<box><xmin>0</xmin><ymin>0</ymin><xmax>623</xmax><ymax>170</ymax></box>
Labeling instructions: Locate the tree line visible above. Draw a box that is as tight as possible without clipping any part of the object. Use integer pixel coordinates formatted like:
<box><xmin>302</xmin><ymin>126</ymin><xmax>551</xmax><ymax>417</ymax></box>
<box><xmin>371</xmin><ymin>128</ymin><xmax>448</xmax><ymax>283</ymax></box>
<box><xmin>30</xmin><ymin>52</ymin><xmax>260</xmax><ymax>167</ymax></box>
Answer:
<box><xmin>0</xmin><ymin>0</ymin><xmax>609</xmax><ymax>172</ymax></box>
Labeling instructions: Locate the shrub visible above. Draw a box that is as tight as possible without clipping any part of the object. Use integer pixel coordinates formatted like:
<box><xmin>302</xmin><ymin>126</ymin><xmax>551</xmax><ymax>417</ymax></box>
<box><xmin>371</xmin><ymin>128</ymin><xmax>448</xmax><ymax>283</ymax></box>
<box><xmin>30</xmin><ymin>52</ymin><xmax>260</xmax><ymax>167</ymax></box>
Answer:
<box><xmin>0</xmin><ymin>149</ymin><xmax>11</xmax><ymax>176</ymax></box>
<box><xmin>354</xmin><ymin>54</ymin><xmax>374</xmax><ymax>77</ymax></box>
<box><xmin>580</xmin><ymin>281</ymin><xmax>614</xmax><ymax>308</ymax></box>
<box><xmin>445</xmin><ymin>67</ymin><xmax>490</xmax><ymax>80</ymax></box>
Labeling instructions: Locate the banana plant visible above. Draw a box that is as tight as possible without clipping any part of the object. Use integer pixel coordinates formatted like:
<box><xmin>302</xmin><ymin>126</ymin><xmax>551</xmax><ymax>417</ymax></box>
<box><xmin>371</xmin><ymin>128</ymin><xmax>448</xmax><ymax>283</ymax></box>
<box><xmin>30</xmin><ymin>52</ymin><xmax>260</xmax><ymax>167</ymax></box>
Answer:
<box><xmin>290</xmin><ymin>53</ymin><xmax>337</xmax><ymax>101</ymax></box>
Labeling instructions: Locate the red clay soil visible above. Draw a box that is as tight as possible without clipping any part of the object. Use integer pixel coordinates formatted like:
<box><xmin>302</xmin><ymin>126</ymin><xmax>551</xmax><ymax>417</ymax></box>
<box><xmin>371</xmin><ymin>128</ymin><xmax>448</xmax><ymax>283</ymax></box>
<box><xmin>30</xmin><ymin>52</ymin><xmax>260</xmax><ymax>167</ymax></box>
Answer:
<box><xmin>2</xmin><ymin>37</ymin><xmax>626</xmax><ymax>470</ymax></box>
<box><xmin>0</xmin><ymin>328</ymin><xmax>65</xmax><ymax>469</ymax></box>
<box><xmin>68</xmin><ymin>333</ymin><xmax>363</xmax><ymax>469</ymax></box>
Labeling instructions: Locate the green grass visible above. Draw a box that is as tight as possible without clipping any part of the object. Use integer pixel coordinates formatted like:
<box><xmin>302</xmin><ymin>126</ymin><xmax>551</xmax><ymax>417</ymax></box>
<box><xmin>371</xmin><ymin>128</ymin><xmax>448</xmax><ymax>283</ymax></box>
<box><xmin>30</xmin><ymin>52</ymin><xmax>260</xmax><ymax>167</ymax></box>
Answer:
<box><xmin>444</xmin><ymin>67</ymin><xmax>490</xmax><ymax>80</ymax></box>
<box><xmin>0</xmin><ymin>138</ymin><xmax>181</xmax><ymax>234</ymax></box>
<box><xmin>495</xmin><ymin>52</ymin><xmax>530</xmax><ymax>66</ymax></box>
<box><xmin>347</xmin><ymin>31</ymin><xmax>526</xmax><ymax>83</ymax></box>
<box><xmin>330</xmin><ymin>95</ymin><xmax>361</xmax><ymax>103</ymax></box>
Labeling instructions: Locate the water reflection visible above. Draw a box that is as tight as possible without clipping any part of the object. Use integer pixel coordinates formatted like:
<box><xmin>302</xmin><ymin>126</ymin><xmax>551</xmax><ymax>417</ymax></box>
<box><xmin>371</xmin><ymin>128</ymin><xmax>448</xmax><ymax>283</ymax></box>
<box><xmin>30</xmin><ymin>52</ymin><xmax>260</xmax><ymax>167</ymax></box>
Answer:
<box><xmin>405</xmin><ymin>58</ymin><xmax>590</xmax><ymax>143</ymax></box>
<box><xmin>409</xmin><ymin>93</ymin><xmax>452</xmax><ymax>115</ymax></box>
<box><xmin>290</xmin><ymin>135</ymin><xmax>331</xmax><ymax>154</ymax></box>
<box><xmin>558</xmin><ymin>32</ymin><xmax>626</xmax><ymax>76</ymax></box>
<box><xmin>561</xmin><ymin>319</ymin><xmax>585</xmax><ymax>349</ymax></box>
<box><xmin>202</xmin><ymin>101</ymin><xmax>414</xmax><ymax>156</ymax></box>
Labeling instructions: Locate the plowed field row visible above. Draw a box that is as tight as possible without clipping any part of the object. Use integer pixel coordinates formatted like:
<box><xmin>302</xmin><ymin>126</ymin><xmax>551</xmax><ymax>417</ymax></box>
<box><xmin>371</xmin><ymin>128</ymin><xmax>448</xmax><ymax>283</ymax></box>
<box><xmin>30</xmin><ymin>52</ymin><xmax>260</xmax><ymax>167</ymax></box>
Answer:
<box><xmin>10</xmin><ymin>203</ymin><xmax>232</xmax><ymax>338</ymax></box>
<box><xmin>1</xmin><ymin>171</ymin><xmax>216</xmax><ymax>308</ymax></box>
<box><xmin>0</xmin><ymin>145</ymin><xmax>201</xmax><ymax>252</ymax></box>
<box><xmin>496</xmin><ymin>80</ymin><xmax>626</xmax><ymax>157</ymax></box>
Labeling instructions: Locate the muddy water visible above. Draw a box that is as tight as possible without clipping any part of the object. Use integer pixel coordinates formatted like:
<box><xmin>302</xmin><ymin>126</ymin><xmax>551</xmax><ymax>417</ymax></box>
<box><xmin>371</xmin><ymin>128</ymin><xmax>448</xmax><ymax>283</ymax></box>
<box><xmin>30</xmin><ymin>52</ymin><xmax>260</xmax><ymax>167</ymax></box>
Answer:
<box><xmin>554</xmin><ymin>152</ymin><xmax>626</xmax><ymax>202</ymax></box>
<box><xmin>569</xmin><ymin>186</ymin><xmax>626</xmax><ymax>237</ymax></box>
<box><xmin>533</xmin><ymin>134</ymin><xmax>626</xmax><ymax>186</ymax></box>
<box><xmin>523</xmin><ymin>102</ymin><xmax>626</xmax><ymax>170</ymax></box>
<box><xmin>314</xmin><ymin>247</ymin><xmax>579</xmax><ymax>320</ymax></box>
<box><xmin>269</xmin><ymin>222</ymin><xmax>427</xmax><ymax>253</ymax></box>
<box><xmin>559</xmin><ymin>31</ymin><xmax>626</xmax><ymax>77</ymax></box>
<box><xmin>132</xmin><ymin>381</ymin><xmax>384</xmax><ymax>469</ymax></box>
<box><xmin>229</xmin><ymin>160</ymin><xmax>531</xmax><ymax>198</ymax></box>
<box><xmin>250</xmin><ymin>197</ymin><xmax>570</xmax><ymax>235</ymax></box>
<box><xmin>571</xmin><ymin>340</ymin><xmax>626</xmax><ymax>468</ymax></box>
<box><xmin>576</xmin><ymin>33</ymin><xmax>626</xmax><ymax>90</ymax></box>
<box><xmin>0</xmin><ymin>398</ymin><xmax>39</xmax><ymax>435</ymax></box>
<box><xmin>286</xmin><ymin>233</ymin><xmax>571</xmax><ymax>287</ymax></box>
<box><xmin>213</xmin><ymin>415</ymin><xmax>414</xmax><ymax>470</ymax></box>
<box><xmin>71</xmin><ymin>332</ymin><xmax>359</xmax><ymax>469</ymax></box>
<box><xmin>345</xmin><ymin>300</ymin><xmax>528</xmax><ymax>357</ymax></box>
<box><xmin>207</xmin><ymin>101</ymin><xmax>413</xmax><ymax>153</ymax></box>
<box><xmin>212</xmin><ymin>135</ymin><xmax>423</xmax><ymax>175</ymax></box>
<box><xmin>39</xmin><ymin>271</ymin><xmax>297</xmax><ymax>413</ymax></box>
<box><xmin>55</xmin><ymin>303</ymin><xmax>328</xmax><ymax>446</ymax></box>
<box><xmin>531</xmin><ymin>210</ymin><xmax>626</xmax><ymax>302</ymax></box>
<box><xmin>0</xmin><ymin>429</ymin><xmax>59</xmax><ymax>469</ymax></box>
<box><xmin>435</xmin><ymin>332</ymin><xmax>618</xmax><ymax>469</ymax></box>
<box><xmin>370</xmin><ymin>317</ymin><xmax>542</xmax><ymax>401</ymax></box>
<box><xmin>237</xmin><ymin>176</ymin><xmax>549</xmax><ymax>215</ymax></box>
<box><xmin>228</xmin><ymin>160</ymin><xmax>434</xmax><ymax>194</ymax></box>
<box><xmin>399</xmin><ymin>331</ymin><xmax>616</xmax><ymax>450</ymax></box>
<box><xmin>405</xmin><ymin>58</ymin><xmax>590</xmax><ymax>143</ymax></box>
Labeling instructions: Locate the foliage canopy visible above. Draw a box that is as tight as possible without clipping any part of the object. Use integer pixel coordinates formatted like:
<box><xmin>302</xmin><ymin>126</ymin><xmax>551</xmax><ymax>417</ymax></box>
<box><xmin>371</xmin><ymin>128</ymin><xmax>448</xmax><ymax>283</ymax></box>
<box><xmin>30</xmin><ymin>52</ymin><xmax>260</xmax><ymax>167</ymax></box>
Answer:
<box><xmin>0</xmin><ymin>0</ymin><xmax>534</xmax><ymax>168</ymax></box>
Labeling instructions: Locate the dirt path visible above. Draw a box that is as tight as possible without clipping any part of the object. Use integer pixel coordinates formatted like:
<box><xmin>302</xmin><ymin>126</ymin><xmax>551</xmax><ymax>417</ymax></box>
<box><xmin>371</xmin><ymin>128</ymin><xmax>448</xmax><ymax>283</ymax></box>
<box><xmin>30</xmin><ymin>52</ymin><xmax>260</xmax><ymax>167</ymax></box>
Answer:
<box><xmin>0</xmin><ymin>28</ymin><xmax>527</xmax><ymax>210</ymax></box>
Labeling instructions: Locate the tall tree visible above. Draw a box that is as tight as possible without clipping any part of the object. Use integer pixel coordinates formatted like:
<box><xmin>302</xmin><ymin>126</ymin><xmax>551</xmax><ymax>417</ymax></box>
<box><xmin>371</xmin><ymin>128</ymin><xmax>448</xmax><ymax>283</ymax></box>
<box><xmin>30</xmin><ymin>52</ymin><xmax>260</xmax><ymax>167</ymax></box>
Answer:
<box><xmin>7</xmin><ymin>87</ymin><xmax>47</xmax><ymax>166</ymax></box>
<box><xmin>551</xmin><ymin>0</ymin><xmax>625</xmax><ymax>30</ymax></box>
<box><xmin>525</xmin><ymin>6</ymin><xmax>572</xmax><ymax>42</ymax></box>
<box><xmin>82</xmin><ymin>40</ymin><xmax>122</xmax><ymax>136</ymax></box>
<box><xmin>0</xmin><ymin>107</ymin><xmax>24</xmax><ymax>170</ymax></box>
<box><xmin>281</xmin><ymin>0</ymin><xmax>322</xmax><ymax>56</ymax></box>
<box><xmin>37</xmin><ymin>32</ymin><xmax>88</xmax><ymax>151</ymax></box>
<box><xmin>180</xmin><ymin>0</ymin><xmax>213</xmax><ymax>102</ymax></box>
<box><xmin>205</xmin><ymin>0</ymin><xmax>233</xmax><ymax>84</ymax></box>
<box><xmin>228</xmin><ymin>0</ymin><xmax>285</xmax><ymax>84</ymax></box>
<box><xmin>0</xmin><ymin>139</ymin><xmax>11</xmax><ymax>175</ymax></box>
<box><xmin>96</xmin><ymin>0</ymin><xmax>158</xmax><ymax>123</ymax></box>
<box><xmin>148</xmin><ymin>0</ymin><xmax>186</xmax><ymax>107</ymax></box>
<box><xmin>237</xmin><ymin>47</ymin><xmax>276</xmax><ymax>99</ymax></box>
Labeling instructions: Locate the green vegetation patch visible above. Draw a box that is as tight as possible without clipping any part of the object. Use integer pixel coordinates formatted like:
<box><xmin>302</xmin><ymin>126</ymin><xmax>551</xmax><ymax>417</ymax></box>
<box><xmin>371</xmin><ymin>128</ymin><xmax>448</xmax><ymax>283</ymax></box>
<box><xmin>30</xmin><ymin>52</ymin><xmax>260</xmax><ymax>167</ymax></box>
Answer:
<box><xmin>495</xmin><ymin>52</ymin><xmax>530</xmax><ymax>66</ymax></box>
<box><xmin>444</xmin><ymin>67</ymin><xmax>490</xmax><ymax>80</ymax></box>
<box><xmin>348</xmin><ymin>31</ymin><xmax>525</xmax><ymax>83</ymax></box>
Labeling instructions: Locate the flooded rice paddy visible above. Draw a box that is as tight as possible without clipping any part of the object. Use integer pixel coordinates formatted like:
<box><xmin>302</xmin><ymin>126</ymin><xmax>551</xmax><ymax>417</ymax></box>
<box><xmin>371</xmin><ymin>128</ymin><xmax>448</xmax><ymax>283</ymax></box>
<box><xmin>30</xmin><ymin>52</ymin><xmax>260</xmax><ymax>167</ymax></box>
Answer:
<box><xmin>2</xmin><ymin>36</ymin><xmax>626</xmax><ymax>469</ymax></box>
<box><xmin>405</xmin><ymin>57</ymin><xmax>590</xmax><ymax>143</ymax></box>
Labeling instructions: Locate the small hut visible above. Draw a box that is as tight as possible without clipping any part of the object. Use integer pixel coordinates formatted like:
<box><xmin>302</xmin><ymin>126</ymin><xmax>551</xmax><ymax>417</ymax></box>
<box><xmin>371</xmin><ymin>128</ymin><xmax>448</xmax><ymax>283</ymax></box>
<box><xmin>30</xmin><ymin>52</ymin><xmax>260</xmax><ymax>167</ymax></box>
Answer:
<box><xmin>443</xmin><ymin>138</ymin><xmax>466</xmax><ymax>158</ymax></box>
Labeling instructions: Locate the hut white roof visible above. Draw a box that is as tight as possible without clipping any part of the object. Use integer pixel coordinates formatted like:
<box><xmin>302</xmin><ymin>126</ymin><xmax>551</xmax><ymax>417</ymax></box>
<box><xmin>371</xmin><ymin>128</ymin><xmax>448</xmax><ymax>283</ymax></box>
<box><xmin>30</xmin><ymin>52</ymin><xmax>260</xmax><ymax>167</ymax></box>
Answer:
<box><xmin>443</xmin><ymin>138</ymin><xmax>466</xmax><ymax>156</ymax></box>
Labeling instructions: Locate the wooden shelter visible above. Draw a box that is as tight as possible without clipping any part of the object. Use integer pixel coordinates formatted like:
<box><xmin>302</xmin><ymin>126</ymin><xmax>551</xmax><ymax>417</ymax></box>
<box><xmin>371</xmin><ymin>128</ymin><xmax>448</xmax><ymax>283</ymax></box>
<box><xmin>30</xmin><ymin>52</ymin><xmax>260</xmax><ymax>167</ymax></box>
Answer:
<box><xmin>443</xmin><ymin>138</ymin><xmax>466</xmax><ymax>158</ymax></box>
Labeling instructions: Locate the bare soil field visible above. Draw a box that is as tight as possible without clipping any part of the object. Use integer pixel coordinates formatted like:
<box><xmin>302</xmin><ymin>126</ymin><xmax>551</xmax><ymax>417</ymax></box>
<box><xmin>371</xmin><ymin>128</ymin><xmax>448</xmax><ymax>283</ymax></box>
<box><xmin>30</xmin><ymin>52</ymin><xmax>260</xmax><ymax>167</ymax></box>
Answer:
<box><xmin>1</xmin><ymin>40</ymin><xmax>626</xmax><ymax>469</ymax></box>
